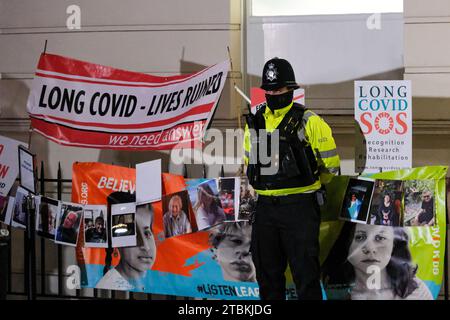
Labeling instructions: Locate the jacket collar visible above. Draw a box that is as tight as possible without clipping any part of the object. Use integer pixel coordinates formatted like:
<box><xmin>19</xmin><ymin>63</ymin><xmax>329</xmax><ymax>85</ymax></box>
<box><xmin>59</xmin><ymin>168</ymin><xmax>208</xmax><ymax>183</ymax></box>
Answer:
<box><xmin>264</xmin><ymin>102</ymin><xmax>294</xmax><ymax>118</ymax></box>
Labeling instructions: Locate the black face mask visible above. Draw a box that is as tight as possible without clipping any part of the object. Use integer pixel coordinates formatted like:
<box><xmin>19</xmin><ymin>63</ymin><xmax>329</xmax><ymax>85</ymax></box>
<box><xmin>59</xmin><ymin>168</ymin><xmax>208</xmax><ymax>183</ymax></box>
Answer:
<box><xmin>265</xmin><ymin>90</ymin><xmax>294</xmax><ymax>111</ymax></box>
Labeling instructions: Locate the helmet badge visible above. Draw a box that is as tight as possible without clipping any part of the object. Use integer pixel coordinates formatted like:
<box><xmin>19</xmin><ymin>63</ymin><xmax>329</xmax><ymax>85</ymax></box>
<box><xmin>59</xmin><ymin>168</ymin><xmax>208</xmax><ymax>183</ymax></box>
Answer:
<box><xmin>265</xmin><ymin>63</ymin><xmax>278</xmax><ymax>82</ymax></box>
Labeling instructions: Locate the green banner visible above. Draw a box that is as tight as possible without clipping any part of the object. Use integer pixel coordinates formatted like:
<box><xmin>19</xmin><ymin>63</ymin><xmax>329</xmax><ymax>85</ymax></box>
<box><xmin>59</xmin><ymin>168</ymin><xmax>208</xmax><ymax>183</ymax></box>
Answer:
<box><xmin>317</xmin><ymin>166</ymin><xmax>447</xmax><ymax>300</ymax></box>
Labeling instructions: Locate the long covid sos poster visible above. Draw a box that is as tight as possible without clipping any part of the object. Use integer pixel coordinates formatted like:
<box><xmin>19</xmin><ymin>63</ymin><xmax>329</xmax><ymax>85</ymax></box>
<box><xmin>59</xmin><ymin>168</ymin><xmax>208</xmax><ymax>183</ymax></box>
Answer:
<box><xmin>73</xmin><ymin>163</ymin><xmax>447</xmax><ymax>300</ymax></box>
<box><xmin>354</xmin><ymin>81</ymin><xmax>412</xmax><ymax>173</ymax></box>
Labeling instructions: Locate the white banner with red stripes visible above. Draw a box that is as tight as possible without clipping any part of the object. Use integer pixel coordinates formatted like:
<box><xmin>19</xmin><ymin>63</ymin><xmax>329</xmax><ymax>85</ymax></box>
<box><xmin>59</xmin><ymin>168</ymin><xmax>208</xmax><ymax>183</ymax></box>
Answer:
<box><xmin>26</xmin><ymin>53</ymin><xmax>229</xmax><ymax>150</ymax></box>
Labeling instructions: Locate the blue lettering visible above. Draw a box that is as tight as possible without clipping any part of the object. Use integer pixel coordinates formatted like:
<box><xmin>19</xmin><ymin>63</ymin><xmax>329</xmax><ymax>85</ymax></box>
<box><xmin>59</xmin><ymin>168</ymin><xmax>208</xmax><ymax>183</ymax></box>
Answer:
<box><xmin>358</xmin><ymin>99</ymin><xmax>368</xmax><ymax>111</ymax></box>
<box><xmin>369</xmin><ymin>99</ymin><xmax>380</xmax><ymax>111</ymax></box>
<box><xmin>381</xmin><ymin>99</ymin><xmax>392</xmax><ymax>111</ymax></box>
<box><xmin>398</xmin><ymin>99</ymin><xmax>408</xmax><ymax>111</ymax></box>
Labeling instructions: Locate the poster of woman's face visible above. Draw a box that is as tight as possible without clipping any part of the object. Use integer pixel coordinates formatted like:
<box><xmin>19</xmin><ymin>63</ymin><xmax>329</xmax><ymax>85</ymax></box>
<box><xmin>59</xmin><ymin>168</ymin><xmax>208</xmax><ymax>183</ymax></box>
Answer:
<box><xmin>188</xmin><ymin>179</ymin><xmax>225</xmax><ymax>231</ymax></box>
<box><xmin>238</xmin><ymin>177</ymin><xmax>257</xmax><ymax>221</ymax></box>
<box><xmin>187</xmin><ymin>179</ymin><xmax>217</xmax><ymax>208</ymax></box>
<box><xmin>368</xmin><ymin>180</ymin><xmax>403</xmax><ymax>227</ymax></box>
<box><xmin>36</xmin><ymin>196</ymin><xmax>60</xmax><ymax>239</ymax></box>
<box><xmin>339</xmin><ymin>178</ymin><xmax>375</xmax><ymax>224</ymax></box>
<box><xmin>11</xmin><ymin>186</ymin><xmax>30</xmax><ymax>229</ymax></box>
<box><xmin>403</xmin><ymin>180</ymin><xmax>435</xmax><ymax>227</ymax></box>
<box><xmin>208</xmin><ymin>221</ymin><xmax>256</xmax><ymax>283</ymax></box>
<box><xmin>163</xmin><ymin>190</ymin><xmax>193</xmax><ymax>238</ymax></box>
<box><xmin>84</xmin><ymin>205</ymin><xmax>107</xmax><ymax>248</ymax></box>
<box><xmin>55</xmin><ymin>202</ymin><xmax>83</xmax><ymax>246</ymax></box>
<box><xmin>322</xmin><ymin>222</ymin><xmax>433</xmax><ymax>300</ymax></box>
<box><xmin>217</xmin><ymin>177</ymin><xmax>240</xmax><ymax>222</ymax></box>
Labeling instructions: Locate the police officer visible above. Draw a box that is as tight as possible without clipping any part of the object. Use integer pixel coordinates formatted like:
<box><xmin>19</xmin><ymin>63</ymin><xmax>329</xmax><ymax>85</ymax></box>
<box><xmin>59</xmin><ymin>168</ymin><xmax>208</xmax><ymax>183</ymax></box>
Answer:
<box><xmin>243</xmin><ymin>57</ymin><xmax>340</xmax><ymax>300</ymax></box>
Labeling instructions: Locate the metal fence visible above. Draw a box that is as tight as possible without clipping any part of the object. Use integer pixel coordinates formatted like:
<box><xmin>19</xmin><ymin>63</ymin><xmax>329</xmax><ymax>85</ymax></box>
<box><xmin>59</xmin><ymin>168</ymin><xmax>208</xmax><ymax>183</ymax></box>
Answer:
<box><xmin>4</xmin><ymin>162</ymin><xmax>203</xmax><ymax>300</ymax></box>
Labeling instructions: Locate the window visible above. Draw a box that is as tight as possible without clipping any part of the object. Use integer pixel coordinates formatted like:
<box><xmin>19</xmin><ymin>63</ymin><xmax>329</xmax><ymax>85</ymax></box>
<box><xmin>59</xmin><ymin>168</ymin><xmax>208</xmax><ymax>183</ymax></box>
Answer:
<box><xmin>251</xmin><ymin>0</ymin><xmax>403</xmax><ymax>16</ymax></box>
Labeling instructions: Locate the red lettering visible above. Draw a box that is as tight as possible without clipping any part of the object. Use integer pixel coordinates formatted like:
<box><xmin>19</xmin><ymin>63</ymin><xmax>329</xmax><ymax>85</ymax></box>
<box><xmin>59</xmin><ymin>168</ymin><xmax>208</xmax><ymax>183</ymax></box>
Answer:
<box><xmin>359</xmin><ymin>112</ymin><xmax>373</xmax><ymax>134</ymax></box>
<box><xmin>0</xmin><ymin>164</ymin><xmax>9</xmax><ymax>179</ymax></box>
<box><xmin>395</xmin><ymin>112</ymin><xmax>408</xmax><ymax>135</ymax></box>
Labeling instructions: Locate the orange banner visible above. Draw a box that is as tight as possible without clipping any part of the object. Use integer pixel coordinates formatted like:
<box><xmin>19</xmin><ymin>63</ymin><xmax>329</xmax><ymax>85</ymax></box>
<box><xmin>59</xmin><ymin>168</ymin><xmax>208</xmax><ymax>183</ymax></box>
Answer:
<box><xmin>73</xmin><ymin>162</ymin><xmax>211</xmax><ymax>277</ymax></box>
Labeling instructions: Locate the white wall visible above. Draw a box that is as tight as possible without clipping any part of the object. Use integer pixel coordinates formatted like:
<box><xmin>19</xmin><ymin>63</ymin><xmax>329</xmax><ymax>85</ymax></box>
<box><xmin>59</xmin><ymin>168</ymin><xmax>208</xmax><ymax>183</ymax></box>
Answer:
<box><xmin>404</xmin><ymin>0</ymin><xmax>450</xmax><ymax>120</ymax></box>
<box><xmin>404</xmin><ymin>0</ymin><xmax>450</xmax><ymax>85</ymax></box>
<box><xmin>247</xmin><ymin>13</ymin><xmax>404</xmax><ymax>86</ymax></box>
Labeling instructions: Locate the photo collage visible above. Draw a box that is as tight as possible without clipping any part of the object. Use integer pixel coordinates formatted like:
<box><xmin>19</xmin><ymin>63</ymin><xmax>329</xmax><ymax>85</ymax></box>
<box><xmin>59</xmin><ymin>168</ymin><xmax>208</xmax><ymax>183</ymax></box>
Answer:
<box><xmin>160</xmin><ymin>177</ymin><xmax>257</xmax><ymax>238</ymax></box>
<box><xmin>1</xmin><ymin>175</ymin><xmax>258</xmax><ymax>248</ymax></box>
<box><xmin>339</xmin><ymin>178</ymin><xmax>436</xmax><ymax>227</ymax></box>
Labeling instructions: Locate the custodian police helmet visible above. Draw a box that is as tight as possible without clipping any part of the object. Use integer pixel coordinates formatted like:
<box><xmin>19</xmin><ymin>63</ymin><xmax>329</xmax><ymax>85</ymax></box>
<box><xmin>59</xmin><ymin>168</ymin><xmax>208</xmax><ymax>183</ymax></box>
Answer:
<box><xmin>260</xmin><ymin>57</ymin><xmax>300</xmax><ymax>91</ymax></box>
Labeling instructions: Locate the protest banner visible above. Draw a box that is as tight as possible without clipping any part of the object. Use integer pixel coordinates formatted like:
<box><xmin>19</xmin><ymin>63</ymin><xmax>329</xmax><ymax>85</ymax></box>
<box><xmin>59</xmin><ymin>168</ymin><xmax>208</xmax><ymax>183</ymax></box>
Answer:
<box><xmin>27</xmin><ymin>53</ymin><xmax>229</xmax><ymax>150</ymax></box>
<box><xmin>73</xmin><ymin>162</ymin><xmax>445</xmax><ymax>299</ymax></box>
<box><xmin>323</xmin><ymin>166</ymin><xmax>447</xmax><ymax>300</ymax></box>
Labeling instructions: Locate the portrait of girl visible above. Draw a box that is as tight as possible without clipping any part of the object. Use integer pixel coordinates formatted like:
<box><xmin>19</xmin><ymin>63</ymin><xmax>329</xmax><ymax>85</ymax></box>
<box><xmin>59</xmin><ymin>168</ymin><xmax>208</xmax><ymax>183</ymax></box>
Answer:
<box><xmin>322</xmin><ymin>222</ymin><xmax>433</xmax><ymax>300</ymax></box>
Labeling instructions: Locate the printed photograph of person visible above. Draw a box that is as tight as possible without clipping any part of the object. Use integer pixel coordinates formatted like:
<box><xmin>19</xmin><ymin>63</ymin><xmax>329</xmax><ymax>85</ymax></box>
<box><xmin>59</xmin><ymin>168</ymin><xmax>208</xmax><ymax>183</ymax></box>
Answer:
<box><xmin>11</xmin><ymin>186</ymin><xmax>30</xmax><ymax>229</ymax></box>
<box><xmin>36</xmin><ymin>196</ymin><xmax>59</xmax><ymax>239</ymax></box>
<box><xmin>55</xmin><ymin>203</ymin><xmax>83</xmax><ymax>246</ymax></box>
<box><xmin>322</xmin><ymin>223</ymin><xmax>433</xmax><ymax>300</ymax></box>
<box><xmin>340</xmin><ymin>178</ymin><xmax>374</xmax><ymax>224</ymax></box>
<box><xmin>238</xmin><ymin>177</ymin><xmax>257</xmax><ymax>221</ymax></box>
<box><xmin>404</xmin><ymin>180</ymin><xmax>435</xmax><ymax>226</ymax></box>
<box><xmin>189</xmin><ymin>180</ymin><xmax>225</xmax><ymax>230</ymax></box>
<box><xmin>187</xmin><ymin>179</ymin><xmax>213</xmax><ymax>207</ymax></box>
<box><xmin>84</xmin><ymin>205</ymin><xmax>107</xmax><ymax>247</ymax></box>
<box><xmin>163</xmin><ymin>190</ymin><xmax>192</xmax><ymax>238</ymax></box>
<box><xmin>96</xmin><ymin>200</ymin><xmax>156</xmax><ymax>292</ymax></box>
<box><xmin>368</xmin><ymin>180</ymin><xmax>403</xmax><ymax>227</ymax></box>
<box><xmin>208</xmin><ymin>221</ymin><xmax>256</xmax><ymax>283</ymax></box>
<box><xmin>218</xmin><ymin>177</ymin><xmax>240</xmax><ymax>221</ymax></box>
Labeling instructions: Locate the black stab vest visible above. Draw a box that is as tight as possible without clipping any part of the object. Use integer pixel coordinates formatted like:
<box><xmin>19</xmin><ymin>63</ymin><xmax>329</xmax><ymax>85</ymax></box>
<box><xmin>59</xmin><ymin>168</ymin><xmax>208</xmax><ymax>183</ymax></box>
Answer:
<box><xmin>248</xmin><ymin>103</ymin><xmax>319</xmax><ymax>190</ymax></box>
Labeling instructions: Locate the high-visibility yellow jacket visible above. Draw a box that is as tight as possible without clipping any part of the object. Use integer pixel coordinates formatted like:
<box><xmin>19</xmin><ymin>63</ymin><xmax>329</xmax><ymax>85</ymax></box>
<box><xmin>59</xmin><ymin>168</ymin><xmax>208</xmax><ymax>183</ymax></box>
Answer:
<box><xmin>243</xmin><ymin>102</ymin><xmax>340</xmax><ymax>196</ymax></box>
